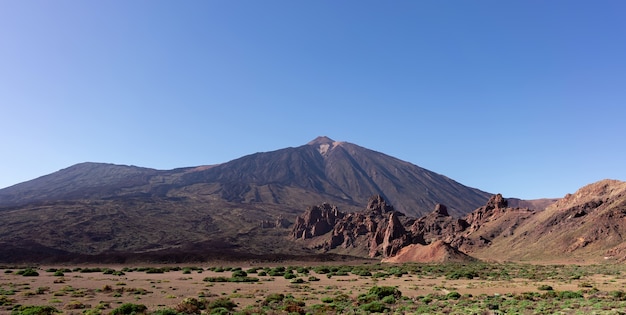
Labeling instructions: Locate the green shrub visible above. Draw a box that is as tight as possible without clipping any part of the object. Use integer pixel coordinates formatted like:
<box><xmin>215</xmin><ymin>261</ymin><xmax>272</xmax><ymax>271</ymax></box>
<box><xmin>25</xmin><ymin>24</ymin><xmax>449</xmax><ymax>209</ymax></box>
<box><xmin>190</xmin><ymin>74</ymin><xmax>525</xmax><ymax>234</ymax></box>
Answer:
<box><xmin>53</xmin><ymin>270</ymin><xmax>64</xmax><ymax>277</ymax></box>
<box><xmin>267</xmin><ymin>270</ymin><xmax>284</xmax><ymax>277</ymax></box>
<box><xmin>446</xmin><ymin>269</ymin><xmax>478</xmax><ymax>280</ymax></box>
<box><xmin>206</xmin><ymin>297</ymin><xmax>236</xmax><ymax>311</ymax></box>
<box><xmin>16</xmin><ymin>268</ymin><xmax>39</xmax><ymax>276</ymax></box>
<box><xmin>368</xmin><ymin>286</ymin><xmax>402</xmax><ymax>299</ymax></box>
<box><xmin>537</xmin><ymin>284</ymin><xmax>553</xmax><ymax>291</ymax></box>
<box><xmin>381</xmin><ymin>295</ymin><xmax>396</xmax><ymax>304</ymax></box>
<box><xmin>359</xmin><ymin>301</ymin><xmax>388</xmax><ymax>313</ymax></box>
<box><xmin>228</xmin><ymin>276</ymin><xmax>259</xmax><ymax>283</ymax></box>
<box><xmin>313</xmin><ymin>266</ymin><xmax>330</xmax><ymax>274</ymax></box>
<box><xmin>308</xmin><ymin>276</ymin><xmax>320</xmax><ymax>281</ymax></box>
<box><xmin>231</xmin><ymin>270</ymin><xmax>247</xmax><ymax>278</ymax></box>
<box><xmin>263</xmin><ymin>293</ymin><xmax>285</xmax><ymax>305</ymax></box>
<box><xmin>203</xmin><ymin>276</ymin><xmax>229</xmax><ymax>282</ymax></box>
<box><xmin>445</xmin><ymin>291</ymin><xmax>461</xmax><ymax>300</ymax></box>
<box><xmin>518</xmin><ymin>292</ymin><xmax>540</xmax><ymax>301</ymax></box>
<box><xmin>110</xmin><ymin>303</ymin><xmax>147</xmax><ymax>315</ymax></box>
<box><xmin>352</xmin><ymin>269</ymin><xmax>372</xmax><ymax>277</ymax></box>
<box><xmin>10</xmin><ymin>305</ymin><xmax>59</xmax><ymax>315</ymax></box>
<box><xmin>208</xmin><ymin>307</ymin><xmax>229</xmax><ymax>315</ymax></box>
<box><xmin>557</xmin><ymin>290</ymin><xmax>583</xmax><ymax>299</ymax></box>
<box><xmin>284</xmin><ymin>272</ymin><xmax>296</xmax><ymax>280</ymax></box>
<box><xmin>245</xmin><ymin>267</ymin><xmax>259</xmax><ymax>274</ymax></box>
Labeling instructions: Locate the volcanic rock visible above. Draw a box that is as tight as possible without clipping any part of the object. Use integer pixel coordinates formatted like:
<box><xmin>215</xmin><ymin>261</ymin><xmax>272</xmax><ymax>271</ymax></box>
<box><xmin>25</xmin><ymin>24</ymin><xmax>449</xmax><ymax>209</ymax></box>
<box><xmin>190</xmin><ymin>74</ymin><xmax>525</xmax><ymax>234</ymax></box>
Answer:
<box><xmin>292</xmin><ymin>195</ymin><xmax>419</xmax><ymax>258</ymax></box>
<box><xmin>410</xmin><ymin>204</ymin><xmax>469</xmax><ymax>244</ymax></box>
<box><xmin>291</xmin><ymin>203</ymin><xmax>343</xmax><ymax>239</ymax></box>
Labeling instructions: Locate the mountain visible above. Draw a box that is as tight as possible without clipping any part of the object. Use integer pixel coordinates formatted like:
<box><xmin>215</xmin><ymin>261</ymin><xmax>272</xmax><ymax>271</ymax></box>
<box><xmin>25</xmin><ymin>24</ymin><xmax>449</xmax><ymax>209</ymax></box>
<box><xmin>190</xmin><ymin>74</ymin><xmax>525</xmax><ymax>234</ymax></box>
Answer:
<box><xmin>0</xmin><ymin>136</ymin><xmax>490</xmax><ymax>217</ymax></box>
<box><xmin>0</xmin><ymin>136</ymin><xmax>492</xmax><ymax>262</ymax></box>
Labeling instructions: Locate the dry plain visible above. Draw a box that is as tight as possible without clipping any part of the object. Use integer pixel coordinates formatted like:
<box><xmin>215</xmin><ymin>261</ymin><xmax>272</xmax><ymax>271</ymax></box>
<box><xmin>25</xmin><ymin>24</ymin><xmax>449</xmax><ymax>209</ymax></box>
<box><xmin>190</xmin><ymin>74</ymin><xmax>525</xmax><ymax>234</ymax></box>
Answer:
<box><xmin>2</xmin><ymin>262</ymin><xmax>626</xmax><ymax>314</ymax></box>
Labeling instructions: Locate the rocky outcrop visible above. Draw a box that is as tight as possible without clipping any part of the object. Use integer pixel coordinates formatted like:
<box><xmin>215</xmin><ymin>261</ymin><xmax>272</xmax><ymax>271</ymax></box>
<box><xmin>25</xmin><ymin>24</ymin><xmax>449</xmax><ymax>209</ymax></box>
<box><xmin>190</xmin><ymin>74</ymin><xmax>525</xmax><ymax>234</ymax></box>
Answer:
<box><xmin>292</xmin><ymin>195</ymin><xmax>417</xmax><ymax>258</ymax></box>
<box><xmin>380</xmin><ymin>212</ymin><xmax>411</xmax><ymax>257</ymax></box>
<box><xmin>291</xmin><ymin>203</ymin><xmax>343</xmax><ymax>239</ymax></box>
<box><xmin>410</xmin><ymin>204</ymin><xmax>469</xmax><ymax>244</ymax></box>
<box><xmin>292</xmin><ymin>193</ymin><xmax>540</xmax><ymax>262</ymax></box>
<box><xmin>260</xmin><ymin>216</ymin><xmax>291</xmax><ymax>229</ymax></box>
<box><xmin>464</xmin><ymin>194</ymin><xmax>507</xmax><ymax>232</ymax></box>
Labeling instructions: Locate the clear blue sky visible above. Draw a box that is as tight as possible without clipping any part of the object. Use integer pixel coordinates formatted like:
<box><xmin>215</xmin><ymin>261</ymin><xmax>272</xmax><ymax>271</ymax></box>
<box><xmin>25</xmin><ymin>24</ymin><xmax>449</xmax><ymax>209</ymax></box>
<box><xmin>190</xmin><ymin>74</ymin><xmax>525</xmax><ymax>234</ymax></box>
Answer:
<box><xmin>1</xmin><ymin>1</ymin><xmax>625</xmax><ymax>199</ymax></box>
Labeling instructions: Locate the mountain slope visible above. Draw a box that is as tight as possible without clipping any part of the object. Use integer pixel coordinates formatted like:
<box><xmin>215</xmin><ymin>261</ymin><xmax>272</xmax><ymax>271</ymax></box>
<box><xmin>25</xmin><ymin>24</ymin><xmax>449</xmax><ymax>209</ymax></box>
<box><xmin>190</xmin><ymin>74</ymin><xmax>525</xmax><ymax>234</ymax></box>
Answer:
<box><xmin>471</xmin><ymin>179</ymin><xmax>626</xmax><ymax>263</ymax></box>
<box><xmin>173</xmin><ymin>136</ymin><xmax>491</xmax><ymax>217</ymax></box>
<box><xmin>0</xmin><ymin>137</ymin><xmax>491</xmax><ymax>217</ymax></box>
<box><xmin>0</xmin><ymin>163</ymin><xmax>161</xmax><ymax>206</ymax></box>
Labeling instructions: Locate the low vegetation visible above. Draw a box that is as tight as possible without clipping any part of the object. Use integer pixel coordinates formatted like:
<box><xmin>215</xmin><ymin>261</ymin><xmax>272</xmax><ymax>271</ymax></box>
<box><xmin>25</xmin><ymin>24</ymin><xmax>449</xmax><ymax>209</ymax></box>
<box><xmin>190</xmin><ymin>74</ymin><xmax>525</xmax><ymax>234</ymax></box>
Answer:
<box><xmin>2</xmin><ymin>262</ymin><xmax>626</xmax><ymax>314</ymax></box>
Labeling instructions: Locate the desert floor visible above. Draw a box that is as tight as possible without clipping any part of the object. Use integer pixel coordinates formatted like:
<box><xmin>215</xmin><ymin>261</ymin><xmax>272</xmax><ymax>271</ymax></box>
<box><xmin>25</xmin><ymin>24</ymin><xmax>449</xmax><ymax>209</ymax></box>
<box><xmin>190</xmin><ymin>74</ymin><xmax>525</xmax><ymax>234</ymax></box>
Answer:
<box><xmin>2</xmin><ymin>262</ymin><xmax>626</xmax><ymax>314</ymax></box>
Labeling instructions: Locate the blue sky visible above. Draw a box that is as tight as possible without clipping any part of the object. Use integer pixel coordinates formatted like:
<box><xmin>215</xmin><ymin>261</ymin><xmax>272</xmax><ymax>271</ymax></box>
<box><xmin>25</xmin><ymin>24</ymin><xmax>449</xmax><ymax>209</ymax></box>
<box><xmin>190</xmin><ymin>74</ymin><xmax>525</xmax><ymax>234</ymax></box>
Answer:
<box><xmin>1</xmin><ymin>1</ymin><xmax>625</xmax><ymax>199</ymax></box>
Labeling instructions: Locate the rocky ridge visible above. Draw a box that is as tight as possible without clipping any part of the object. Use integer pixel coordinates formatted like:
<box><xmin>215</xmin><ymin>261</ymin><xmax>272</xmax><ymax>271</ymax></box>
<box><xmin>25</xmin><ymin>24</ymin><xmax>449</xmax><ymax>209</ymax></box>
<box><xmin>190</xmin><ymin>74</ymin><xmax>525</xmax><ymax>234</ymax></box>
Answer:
<box><xmin>292</xmin><ymin>194</ymin><xmax>543</xmax><ymax>262</ymax></box>
<box><xmin>478</xmin><ymin>179</ymin><xmax>626</xmax><ymax>262</ymax></box>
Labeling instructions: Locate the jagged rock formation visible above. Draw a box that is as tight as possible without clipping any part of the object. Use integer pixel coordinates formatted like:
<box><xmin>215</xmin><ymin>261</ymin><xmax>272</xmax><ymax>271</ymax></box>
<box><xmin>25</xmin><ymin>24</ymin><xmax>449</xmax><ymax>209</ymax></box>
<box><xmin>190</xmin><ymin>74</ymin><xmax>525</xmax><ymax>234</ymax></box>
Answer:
<box><xmin>292</xmin><ymin>193</ymin><xmax>542</xmax><ymax>262</ymax></box>
<box><xmin>292</xmin><ymin>195</ymin><xmax>419</xmax><ymax>258</ymax></box>
<box><xmin>292</xmin><ymin>203</ymin><xmax>343</xmax><ymax>239</ymax></box>
<box><xmin>409</xmin><ymin>204</ymin><xmax>469</xmax><ymax>244</ymax></box>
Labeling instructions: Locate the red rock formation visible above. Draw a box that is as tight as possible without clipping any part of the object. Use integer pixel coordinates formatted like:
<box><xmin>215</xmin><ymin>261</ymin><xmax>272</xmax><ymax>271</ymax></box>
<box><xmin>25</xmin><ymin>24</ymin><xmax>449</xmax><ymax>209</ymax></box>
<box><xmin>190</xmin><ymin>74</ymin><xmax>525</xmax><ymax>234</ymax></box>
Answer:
<box><xmin>291</xmin><ymin>193</ymin><xmax>532</xmax><ymax>262</ymax></box>
<box><xmin>291</xmin><ymin>203</ymin><xmax>343</xmax><ymax>239</ymax></box>
<box><xmin>380</xmin><ymin>212</ymin><xmax>411</xmax><ymax>257</ymax></box>
<box><xmin>410</xmin><ymin>204</ymin><xmax>469</xmax><ymax>244</ymax></box>
<box><xmin>463</xmin><ymin>194</ymin><xmax>508</xmax><ymax>233</ymax></box>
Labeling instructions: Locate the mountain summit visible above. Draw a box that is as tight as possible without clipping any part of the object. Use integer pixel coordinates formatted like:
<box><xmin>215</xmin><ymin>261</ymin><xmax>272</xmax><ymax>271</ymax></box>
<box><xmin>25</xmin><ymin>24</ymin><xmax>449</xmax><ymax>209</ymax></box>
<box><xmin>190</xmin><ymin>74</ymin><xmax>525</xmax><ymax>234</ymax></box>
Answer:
<box><xmin>0</xmin><ymin>137</ymin><xmax>490</xmax><ymax>217</ymax></box>
<box><xmin>307</xmin><ymin>136</ymin><xmax>336</xmax><ymax>146</ymax></box>
<box><xmin>307</xmin><ymin>136</ymin><xmax>343</xmax><ymax>156</ymax></box>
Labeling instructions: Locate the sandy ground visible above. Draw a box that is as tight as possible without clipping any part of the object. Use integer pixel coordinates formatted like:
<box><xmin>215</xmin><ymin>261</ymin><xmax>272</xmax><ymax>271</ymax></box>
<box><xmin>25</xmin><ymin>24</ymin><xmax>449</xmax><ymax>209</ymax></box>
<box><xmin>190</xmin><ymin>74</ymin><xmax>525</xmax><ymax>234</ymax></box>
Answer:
<box><xmin>1</xmin><ymin>264</ymin><xmax>626</xmax><ymax>314</ymax></box>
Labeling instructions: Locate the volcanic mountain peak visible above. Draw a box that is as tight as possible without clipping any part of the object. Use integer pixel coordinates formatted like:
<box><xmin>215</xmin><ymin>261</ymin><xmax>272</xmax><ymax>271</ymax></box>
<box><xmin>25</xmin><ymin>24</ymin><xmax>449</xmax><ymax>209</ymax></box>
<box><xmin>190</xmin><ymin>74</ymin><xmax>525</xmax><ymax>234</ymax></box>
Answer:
<box><xmin>307</xmin><ymin>136</ymin><xmax>344</xmax><ymax>156</ymax></box>
<box><xmin>307</xmin><ymin>136</ymin><xmax>335</xmax><ymax>145</ymax></box>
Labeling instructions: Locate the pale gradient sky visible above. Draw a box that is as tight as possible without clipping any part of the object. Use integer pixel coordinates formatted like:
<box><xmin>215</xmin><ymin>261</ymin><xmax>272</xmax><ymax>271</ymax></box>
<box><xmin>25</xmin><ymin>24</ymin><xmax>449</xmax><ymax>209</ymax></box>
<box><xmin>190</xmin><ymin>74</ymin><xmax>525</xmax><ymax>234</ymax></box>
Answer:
<box><xmin>1</xmin><ymin>1</ymin><xmax>625</xmax><ymax>199</ymax></box>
